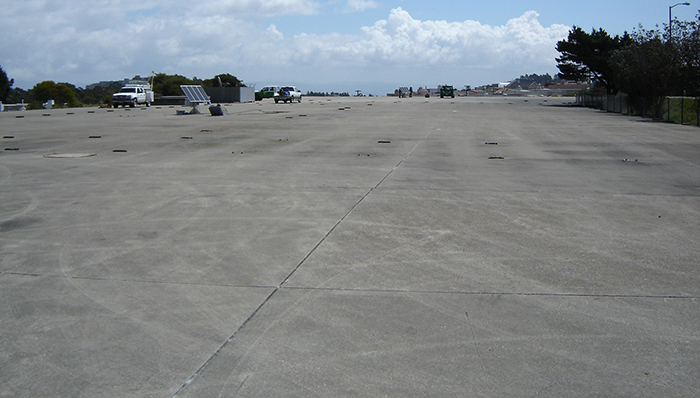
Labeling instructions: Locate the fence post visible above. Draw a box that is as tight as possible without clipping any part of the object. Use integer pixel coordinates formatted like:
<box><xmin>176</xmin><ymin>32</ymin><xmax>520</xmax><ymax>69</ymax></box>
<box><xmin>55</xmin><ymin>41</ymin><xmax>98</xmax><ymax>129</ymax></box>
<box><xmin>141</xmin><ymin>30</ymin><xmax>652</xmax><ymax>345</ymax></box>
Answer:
<box><xmin>681</xmin><ymin>97</ymin><xmax>684</xmax><ymax>125</ymax></box>
<box><xmin>618</xmin><ymin>94</ymin><xmax>621</xmax><ymax>113</ymax></box>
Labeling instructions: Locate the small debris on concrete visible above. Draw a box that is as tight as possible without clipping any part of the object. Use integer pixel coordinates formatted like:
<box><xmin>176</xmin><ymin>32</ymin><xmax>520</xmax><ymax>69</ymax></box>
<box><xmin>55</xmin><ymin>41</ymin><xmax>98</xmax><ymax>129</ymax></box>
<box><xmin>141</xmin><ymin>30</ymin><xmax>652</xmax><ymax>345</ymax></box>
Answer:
<box><xmin>378</xmin><ymin>140</ymin><xmax>391</xmax><ymax>144</ymax></box>
<box><xmin>488</xmin><ymin>156</ymin><xmax>505</xmax><ymax>159</ymax></box>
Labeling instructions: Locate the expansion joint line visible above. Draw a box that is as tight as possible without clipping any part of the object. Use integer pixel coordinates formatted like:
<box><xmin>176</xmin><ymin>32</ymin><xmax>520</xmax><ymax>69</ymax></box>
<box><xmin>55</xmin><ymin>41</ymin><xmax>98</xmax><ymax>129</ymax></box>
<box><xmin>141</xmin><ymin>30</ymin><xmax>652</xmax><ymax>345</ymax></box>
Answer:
<box><xmin>171</xmin><ymin>286</ymin><xmax>279</xmax><ymax>397</ymax></box>
<box><xmin>172</xmin><ymin>128</ymin><xmax>435</xmax><ymax>397</ymax></box>
<box><xmin>280</xmin><ymin>127</ymin><xmax>435</xmax><ymax>287</ymax></box>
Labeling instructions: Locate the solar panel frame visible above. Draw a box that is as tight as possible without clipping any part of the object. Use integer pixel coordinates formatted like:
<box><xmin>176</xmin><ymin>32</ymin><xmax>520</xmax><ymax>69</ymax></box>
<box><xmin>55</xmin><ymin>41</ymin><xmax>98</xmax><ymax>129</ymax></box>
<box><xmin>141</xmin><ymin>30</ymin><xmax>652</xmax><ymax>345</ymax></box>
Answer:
<box><xmin>180</xmin><ymin>85</ymin><xmax>211</xmax><ymax>104</ymax></box>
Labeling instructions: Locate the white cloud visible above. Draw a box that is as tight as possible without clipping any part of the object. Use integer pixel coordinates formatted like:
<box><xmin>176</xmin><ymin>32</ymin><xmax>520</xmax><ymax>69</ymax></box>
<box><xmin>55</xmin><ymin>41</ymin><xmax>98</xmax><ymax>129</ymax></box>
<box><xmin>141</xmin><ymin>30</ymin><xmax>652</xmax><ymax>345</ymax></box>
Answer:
<box><xmin>196</xmin><ymin>0</ymin><xmax>323</xmax><ymax>18</ymax></box>
<box><xmin>0</xmin><ymin>3</ymin><xmax>569</xmax><ymax>91</ymax></box>
<box><xmin>347</xmin><ymin>8</ymin><xmax>569</xmax><ymax>68</ymax></box>
<box><xmin>265</xmin><ymin>7</ymin><xmax>569</xmax><ymax>84</ymax></box>
<box><xmin>266</xmin><ymin>25</ymin><xmax>285</xmax><ymax>40</ymax></box>
<box><xmin>342</xmin><ymin>0</ymin><xmax>381</xmax><ymax>13</ymax></box>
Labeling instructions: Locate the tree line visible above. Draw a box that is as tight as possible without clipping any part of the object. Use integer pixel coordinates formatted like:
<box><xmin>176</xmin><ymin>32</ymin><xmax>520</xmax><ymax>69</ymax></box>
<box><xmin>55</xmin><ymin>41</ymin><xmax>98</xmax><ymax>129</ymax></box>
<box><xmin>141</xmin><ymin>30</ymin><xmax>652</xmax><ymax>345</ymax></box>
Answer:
<box><xmin>0</xmin><ymin>70</ymin><xmax>245</xmax><ymax>109</ymax></box>
<box><xmin>556</xmin><ymin>12</ymin><xmax>700</xmax><ymax>103</ymax></box>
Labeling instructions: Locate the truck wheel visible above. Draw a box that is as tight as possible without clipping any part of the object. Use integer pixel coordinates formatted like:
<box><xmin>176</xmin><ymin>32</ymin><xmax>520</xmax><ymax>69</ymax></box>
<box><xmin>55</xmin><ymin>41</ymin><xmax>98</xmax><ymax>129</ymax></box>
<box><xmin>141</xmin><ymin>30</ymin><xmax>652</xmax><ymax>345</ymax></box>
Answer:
<box><xmin>146</xmin><ymin>102</ymin><xmax>150</xmax><ymax>107</ymax></box>
<box><xmin>275</xmin><ymin>99</ymin><xmax>279</xmax><ymax>103</ymax></box>
<box><xmin>298</xmin><ymin>97</ymin><xmax>302</xmax><ymax>103</ymax></box>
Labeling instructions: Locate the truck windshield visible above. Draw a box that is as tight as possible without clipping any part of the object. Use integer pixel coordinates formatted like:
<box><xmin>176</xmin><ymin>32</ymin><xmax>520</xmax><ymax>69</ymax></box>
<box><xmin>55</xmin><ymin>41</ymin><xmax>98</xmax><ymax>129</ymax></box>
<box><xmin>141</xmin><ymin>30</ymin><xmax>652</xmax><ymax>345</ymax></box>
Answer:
<box><xmin>120</xmin><ymin>88</ymin><xmax>137</xmax><ymax>93</ymax></box>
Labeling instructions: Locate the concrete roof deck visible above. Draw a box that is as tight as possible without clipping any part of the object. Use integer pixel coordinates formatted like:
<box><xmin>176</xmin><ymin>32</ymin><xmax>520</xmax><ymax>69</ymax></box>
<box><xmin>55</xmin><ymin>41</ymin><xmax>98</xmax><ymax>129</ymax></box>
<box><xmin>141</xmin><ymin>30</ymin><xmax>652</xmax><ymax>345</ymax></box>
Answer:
<box><xmin>1</xmin><ymin>96</ymin><xmax>699</xmax><ymax>397</ymax></box>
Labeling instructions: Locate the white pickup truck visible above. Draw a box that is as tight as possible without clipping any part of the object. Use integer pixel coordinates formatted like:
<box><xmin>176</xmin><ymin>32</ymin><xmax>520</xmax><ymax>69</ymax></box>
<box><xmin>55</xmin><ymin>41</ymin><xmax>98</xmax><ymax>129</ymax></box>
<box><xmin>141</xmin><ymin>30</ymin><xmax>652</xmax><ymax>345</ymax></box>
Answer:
<box><xmin>274</xmin><ymin>86</ymin><xmax>302</xmax><ymax>103</ymax></box>
<box><xmin>112</xmin><ymin>81</ymin><xmax>154</xmax><ymax>108</ymax></box>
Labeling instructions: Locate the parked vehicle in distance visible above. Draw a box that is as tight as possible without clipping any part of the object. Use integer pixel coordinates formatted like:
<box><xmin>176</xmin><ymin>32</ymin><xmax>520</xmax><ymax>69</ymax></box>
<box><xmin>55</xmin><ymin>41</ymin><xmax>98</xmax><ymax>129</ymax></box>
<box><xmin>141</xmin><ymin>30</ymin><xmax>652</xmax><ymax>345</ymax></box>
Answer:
<box><xmin>439</xmin><ymin>85</ymin><xmax>455</xmax><ymax>98</ymax></box>
<box><xmin>255</xmin><ymin>85</ymin><xmax>281</xmax><ymax>101</ymax></box>
<box><xmin>274</xmin><ymin>86</ymin><xmax>302</xmax><ymax>103</ymax></box>
<box><xmin>112</xmin><ymin>80</ymin><xmax>154</xmax><ymax>107</ymax></box>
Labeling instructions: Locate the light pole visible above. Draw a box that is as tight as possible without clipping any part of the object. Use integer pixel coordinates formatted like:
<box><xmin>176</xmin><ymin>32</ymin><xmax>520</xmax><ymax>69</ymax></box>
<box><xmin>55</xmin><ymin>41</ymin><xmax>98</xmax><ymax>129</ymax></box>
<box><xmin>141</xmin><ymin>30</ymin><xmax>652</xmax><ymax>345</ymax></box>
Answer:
<box><xmin>669</xmin><ymin>2</ymin><xmax>690</xmax><ymax>41</ymax></box>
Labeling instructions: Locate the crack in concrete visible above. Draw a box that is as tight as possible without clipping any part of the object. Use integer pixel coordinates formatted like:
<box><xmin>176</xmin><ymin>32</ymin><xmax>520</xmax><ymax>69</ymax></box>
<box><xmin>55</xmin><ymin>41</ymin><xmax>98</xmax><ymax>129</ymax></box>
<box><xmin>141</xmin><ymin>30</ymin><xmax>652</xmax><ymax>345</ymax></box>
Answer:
<box><xmin>171</xmin><ymin>126</ymin><xmax>436</xmax><ymax>397</ymax></box>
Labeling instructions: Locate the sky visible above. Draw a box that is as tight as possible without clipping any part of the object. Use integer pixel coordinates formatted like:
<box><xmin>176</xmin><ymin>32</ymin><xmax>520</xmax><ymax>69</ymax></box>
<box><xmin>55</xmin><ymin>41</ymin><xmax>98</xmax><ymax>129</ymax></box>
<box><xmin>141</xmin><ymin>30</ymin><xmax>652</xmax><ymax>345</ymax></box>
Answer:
<box><xmin>1</xmin><ymin>0</ymin><xmax>698</xmax><ymax>96</ymax></box>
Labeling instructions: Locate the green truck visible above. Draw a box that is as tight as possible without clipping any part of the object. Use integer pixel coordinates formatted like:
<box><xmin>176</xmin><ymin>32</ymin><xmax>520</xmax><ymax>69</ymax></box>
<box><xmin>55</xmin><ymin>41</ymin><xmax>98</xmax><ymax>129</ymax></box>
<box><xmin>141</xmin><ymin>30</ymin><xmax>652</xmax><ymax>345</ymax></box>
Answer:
<box><xmin>255</xmin><ymin>85</ymin><xmax>280</xmax><ymax>101</ymax></box>
<box><xmin>439</xmin><ymin>85</ymin><xmax>455</xmax><ymax>98</ymax></box>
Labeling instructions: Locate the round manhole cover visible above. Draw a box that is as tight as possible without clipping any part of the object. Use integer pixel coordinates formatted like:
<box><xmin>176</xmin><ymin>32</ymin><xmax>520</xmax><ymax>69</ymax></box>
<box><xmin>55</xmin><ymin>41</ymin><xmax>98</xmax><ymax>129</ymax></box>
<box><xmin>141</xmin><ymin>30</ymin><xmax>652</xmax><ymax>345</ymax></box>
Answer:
<box><xmin>44</xmin><ymin>153</ymin><xmax>96</xmax><ymax>158</ymax></box>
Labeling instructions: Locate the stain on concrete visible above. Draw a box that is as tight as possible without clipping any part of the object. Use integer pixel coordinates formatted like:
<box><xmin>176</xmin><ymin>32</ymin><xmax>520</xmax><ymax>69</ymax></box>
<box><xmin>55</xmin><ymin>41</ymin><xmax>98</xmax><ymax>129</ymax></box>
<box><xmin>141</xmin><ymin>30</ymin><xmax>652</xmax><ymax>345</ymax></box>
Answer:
<box><xmin>0</xmin><ymin>217</ymin><xmax>42</xmax><ymax>232</ymax></box>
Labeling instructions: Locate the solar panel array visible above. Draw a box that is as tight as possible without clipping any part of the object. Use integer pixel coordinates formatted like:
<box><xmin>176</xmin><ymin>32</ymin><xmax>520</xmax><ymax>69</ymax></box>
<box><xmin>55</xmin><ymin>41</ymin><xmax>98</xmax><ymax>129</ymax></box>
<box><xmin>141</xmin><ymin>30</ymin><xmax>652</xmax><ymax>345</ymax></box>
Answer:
<box><xmin>180</xmin><ymin>85</ymin><xmax>210</xmax><ymax>104</ymax></box>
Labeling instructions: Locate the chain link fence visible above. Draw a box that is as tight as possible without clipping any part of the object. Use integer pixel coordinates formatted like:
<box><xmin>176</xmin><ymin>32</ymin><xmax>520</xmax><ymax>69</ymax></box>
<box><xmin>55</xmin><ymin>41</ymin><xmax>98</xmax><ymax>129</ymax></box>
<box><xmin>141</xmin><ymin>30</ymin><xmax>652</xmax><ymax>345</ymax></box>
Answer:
<box><xmin>576</xmin><ymin>92</ymin><xmax>700</xmax><ymax>127</ymax></box>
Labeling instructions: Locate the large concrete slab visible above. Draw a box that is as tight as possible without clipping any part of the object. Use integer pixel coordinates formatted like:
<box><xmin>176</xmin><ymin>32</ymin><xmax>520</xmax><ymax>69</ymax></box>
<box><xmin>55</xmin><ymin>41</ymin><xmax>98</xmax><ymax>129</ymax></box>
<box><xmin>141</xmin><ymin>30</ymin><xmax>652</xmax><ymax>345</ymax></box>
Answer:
<box><xmin>1</xmin><ymin>97</ymin><xmax>698</xmax><ymax>397</ymax></box>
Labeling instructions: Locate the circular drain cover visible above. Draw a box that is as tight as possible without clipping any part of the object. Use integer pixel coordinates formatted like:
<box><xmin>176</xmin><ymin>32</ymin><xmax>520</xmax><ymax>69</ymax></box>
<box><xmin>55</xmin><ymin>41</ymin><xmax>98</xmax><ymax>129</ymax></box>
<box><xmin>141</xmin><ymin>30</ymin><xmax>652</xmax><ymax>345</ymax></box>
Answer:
<box><xmin>44</xmin><ymin>153</ymin><xmax>96</xmax><ymax>158</ymax></box>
